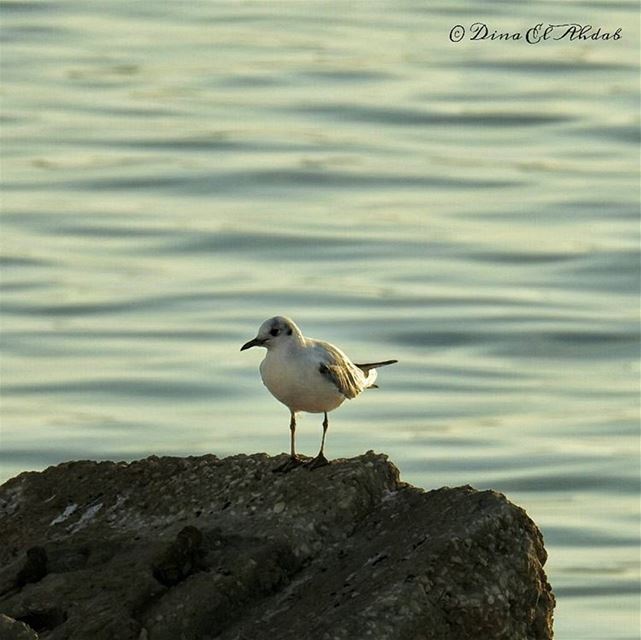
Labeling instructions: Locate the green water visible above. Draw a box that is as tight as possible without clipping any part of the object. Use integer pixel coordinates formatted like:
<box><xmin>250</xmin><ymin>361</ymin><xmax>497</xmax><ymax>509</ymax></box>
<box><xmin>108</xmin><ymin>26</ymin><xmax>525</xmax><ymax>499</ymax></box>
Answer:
<box><xmin>1</xmin><ymin>2</ymin><xmax>639</xmax><ymax>637</ymax></box>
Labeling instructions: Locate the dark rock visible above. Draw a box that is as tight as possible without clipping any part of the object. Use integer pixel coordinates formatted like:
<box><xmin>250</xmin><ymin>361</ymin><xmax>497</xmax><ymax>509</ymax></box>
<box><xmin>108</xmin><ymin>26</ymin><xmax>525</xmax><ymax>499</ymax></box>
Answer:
<box><xmin>0</xmin><ymin>614</ymin><xmax>39</xmax><ymax>640</ymax></box>
<box><xmin>15</xmin><ymin>548</ymin><xmax>48</xmax><ymax>589</ymax></box>
<box><xmin>0</xmin><ymin>452</ymin><xmax>555</xmax><ymax>640</ymax></box>
<box><xmin>0</xmin><ymin>548</ymin><xmax>47</xmax><ymax>600</ymax></box>
<box><xmin>151</xmin><ymin>525</ymin><xmax>206</xmax><ymax>587</ymax></box>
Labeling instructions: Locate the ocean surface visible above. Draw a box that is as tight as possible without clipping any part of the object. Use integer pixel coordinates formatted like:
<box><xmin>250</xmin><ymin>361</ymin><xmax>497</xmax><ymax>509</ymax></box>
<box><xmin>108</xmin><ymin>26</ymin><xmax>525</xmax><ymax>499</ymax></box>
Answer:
<box><xmin>1</xmin><ymin>1</ymin><xmax>639</xmax><ymax>638</ymax></box>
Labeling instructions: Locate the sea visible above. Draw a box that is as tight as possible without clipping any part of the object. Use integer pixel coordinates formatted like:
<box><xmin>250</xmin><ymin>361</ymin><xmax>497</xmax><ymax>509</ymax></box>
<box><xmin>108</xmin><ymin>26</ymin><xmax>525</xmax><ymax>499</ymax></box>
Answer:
<box><xmin>1</xmin><ymin>2</ymin><xmax>639</xmax><ymax>638</ymax></box>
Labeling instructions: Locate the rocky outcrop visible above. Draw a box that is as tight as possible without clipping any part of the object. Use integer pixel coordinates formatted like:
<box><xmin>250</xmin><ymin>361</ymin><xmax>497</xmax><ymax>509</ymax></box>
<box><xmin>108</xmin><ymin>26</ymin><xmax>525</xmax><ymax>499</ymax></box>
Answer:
<box><xmin>0</xmin><ymin>452</ymin><xmax>554</xmax><ymax>640</ymax></box>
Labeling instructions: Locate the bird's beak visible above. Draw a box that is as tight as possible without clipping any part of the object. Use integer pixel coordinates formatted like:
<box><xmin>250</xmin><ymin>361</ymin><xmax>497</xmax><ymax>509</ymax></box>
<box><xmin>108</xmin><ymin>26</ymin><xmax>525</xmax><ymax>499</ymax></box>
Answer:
<box><xmin>240</xmin><ymin>337</ymin><xmax>265</xmax><ymax>351</ymax></box>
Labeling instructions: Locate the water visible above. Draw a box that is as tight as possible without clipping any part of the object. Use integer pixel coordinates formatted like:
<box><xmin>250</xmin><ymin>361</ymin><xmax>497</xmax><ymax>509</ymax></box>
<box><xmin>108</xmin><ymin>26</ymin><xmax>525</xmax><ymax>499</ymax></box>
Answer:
<box><xmin>1</xmin><ymin>1</ymin><xmax>639</xmax><ymax>637</ymax></box>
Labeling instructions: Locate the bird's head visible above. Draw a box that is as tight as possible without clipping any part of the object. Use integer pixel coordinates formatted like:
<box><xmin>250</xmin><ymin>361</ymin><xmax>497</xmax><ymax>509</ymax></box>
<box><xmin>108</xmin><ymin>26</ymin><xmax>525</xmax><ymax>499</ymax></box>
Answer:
<box><xmin>240</xmin><ymin>316</ymin><xmax>302</xmax><ymax>352</ymax></box>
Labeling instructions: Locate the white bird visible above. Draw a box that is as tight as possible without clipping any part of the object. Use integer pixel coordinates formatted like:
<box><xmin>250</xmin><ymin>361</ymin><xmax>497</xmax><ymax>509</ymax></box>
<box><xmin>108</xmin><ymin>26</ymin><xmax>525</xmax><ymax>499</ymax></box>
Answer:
<box><xmin>240</xmin><ymin>316</ymin><xmax>397</xmax><ymax>471</ymax></box>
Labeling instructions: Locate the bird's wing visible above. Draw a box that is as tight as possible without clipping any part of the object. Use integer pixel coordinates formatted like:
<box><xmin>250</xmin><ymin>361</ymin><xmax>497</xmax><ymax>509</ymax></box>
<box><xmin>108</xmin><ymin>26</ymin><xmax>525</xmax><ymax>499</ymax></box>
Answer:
<box><xmin>313</xmin><ymin>341</ymin><xmax>363</xmax><ymax>399</ymax></box>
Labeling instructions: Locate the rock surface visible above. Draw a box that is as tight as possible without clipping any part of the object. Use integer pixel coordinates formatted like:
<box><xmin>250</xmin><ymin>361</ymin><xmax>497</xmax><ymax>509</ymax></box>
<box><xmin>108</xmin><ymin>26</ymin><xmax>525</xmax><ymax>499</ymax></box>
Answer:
<box><xmin>0</xmin><ymin>614</ymin><xmax>39</xmax><ymax>640</ymax></box>
<box><xmin>0</xmin><ymin>452</ymin><xmax>555</xmax><ymax>640</ymax></box>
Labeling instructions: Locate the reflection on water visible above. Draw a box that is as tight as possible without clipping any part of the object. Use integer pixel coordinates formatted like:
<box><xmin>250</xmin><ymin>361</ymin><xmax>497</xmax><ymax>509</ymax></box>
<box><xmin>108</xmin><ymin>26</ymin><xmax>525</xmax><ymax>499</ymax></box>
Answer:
<box><xmin>1</xmin><ymin>1</ymin><xmax>639</xmax><ymax>638</ymax></box>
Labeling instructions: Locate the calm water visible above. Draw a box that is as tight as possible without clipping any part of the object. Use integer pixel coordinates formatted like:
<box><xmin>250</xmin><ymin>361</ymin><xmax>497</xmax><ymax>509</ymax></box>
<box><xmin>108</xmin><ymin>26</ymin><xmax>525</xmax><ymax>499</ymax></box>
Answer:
<box><xmin>1</xmin><ymin>1</ymin><xmax>639</xmax><ymax>638</ymax></box>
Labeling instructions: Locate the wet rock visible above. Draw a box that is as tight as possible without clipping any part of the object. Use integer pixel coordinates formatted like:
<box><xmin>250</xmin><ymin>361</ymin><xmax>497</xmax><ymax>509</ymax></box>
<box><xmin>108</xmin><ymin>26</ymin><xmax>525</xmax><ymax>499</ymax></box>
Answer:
<box><xmin>0</xmin><ymin>452</ymin><xmax>555</xmax><ymax>639</ymax></box>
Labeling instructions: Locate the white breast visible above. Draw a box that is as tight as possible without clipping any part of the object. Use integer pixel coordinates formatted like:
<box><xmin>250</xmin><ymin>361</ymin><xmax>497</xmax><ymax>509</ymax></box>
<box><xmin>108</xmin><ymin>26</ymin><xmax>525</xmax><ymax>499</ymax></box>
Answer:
<box><xmin>259</xmin><ymin>346</ymin><xmax>346</xmax><ymax>414</ymax></box>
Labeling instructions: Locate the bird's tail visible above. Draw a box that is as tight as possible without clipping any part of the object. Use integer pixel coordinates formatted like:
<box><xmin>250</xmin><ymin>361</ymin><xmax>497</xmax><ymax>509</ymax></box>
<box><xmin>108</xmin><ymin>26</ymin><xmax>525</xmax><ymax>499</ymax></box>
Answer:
<box><xmin>355</xmin><ymin>359</ymin><xmax>398</xmax><ymax>374</ymax></box>
<box><xmin>355</xmin><ymin>360</ymin><xmax>398</xmax><ymax>390</ymax></box>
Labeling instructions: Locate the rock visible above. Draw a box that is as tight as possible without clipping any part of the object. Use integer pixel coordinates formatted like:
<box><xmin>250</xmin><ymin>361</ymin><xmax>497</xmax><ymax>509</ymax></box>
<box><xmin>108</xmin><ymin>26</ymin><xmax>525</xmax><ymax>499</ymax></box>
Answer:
<box><xmin>0</xmin><ymin>452</ymin><xmax>555</xmax><ymax>640</ymax></box>
<box><xmin>151</xmin><ymin>525</ymin><xmax>206</xmax><ymax>587</ymax></box>
<box><xmin>15</xmin><ymin>548</ymin><xmax>48</xmax><ymax>589</ymax></box>
<box><xmin>0</xmin><ymin>548</ymin><xmax>47</xmax><ymax>600</ymax></box>
<box><xmin>0</xmin><ymin>614</ymin><xmax>39</xmax><ymax>640</ymax></box>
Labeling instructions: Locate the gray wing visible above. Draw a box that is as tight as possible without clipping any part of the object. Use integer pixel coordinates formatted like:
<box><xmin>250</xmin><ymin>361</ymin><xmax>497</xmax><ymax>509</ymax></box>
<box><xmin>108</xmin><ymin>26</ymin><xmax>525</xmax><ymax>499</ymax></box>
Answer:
<box><xmin>314</xmin><ymin>341</ymin><xmax>363</xmax><ymax>399</ymax></box>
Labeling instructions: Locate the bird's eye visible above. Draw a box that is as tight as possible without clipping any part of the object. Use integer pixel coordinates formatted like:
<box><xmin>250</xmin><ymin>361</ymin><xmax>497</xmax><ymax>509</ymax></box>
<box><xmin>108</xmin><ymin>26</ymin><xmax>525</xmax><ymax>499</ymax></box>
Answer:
<box><xmin>269</xmin><ymin>328</ymin><xmax>279</xmax><ymax>337</ymax></box>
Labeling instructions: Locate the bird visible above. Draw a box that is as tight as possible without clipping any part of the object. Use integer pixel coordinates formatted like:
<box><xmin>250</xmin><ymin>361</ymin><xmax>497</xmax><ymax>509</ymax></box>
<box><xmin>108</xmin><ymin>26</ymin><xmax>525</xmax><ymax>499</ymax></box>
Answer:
<box><xmin>240</xmin><ymin>316</ymin><xmax>397</xmax><ymax>472</ymax></box>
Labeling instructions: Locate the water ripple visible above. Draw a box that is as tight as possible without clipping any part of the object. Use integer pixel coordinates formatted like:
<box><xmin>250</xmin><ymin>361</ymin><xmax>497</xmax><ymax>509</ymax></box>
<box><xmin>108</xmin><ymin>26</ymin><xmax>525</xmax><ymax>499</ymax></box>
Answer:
<box><xmin>458</xmin><ymin>59</ymin><xmax>636</xmax><ymax>74</ymax></box>
<box><xmin>4</xmin><ymin>378</ymin><xmax>234</xmax><ymax>400</ymax></box>
<box><xmin>287</xmin><ymin>103</ymin><xmax>573</xmax><ymax>127</ymax></box>
<box><xmin>8</xmin><ymin>169</ymin><xmax>523</xmax><ymax>194</ymax></box>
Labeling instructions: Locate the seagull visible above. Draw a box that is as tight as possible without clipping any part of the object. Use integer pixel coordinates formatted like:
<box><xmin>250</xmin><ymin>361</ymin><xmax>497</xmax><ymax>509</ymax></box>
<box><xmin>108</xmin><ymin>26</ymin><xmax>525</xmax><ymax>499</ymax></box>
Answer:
<box><xmin>240</xmin><ymin>316</ymin><xmax>397</xmax><ymax>471</ymax></box>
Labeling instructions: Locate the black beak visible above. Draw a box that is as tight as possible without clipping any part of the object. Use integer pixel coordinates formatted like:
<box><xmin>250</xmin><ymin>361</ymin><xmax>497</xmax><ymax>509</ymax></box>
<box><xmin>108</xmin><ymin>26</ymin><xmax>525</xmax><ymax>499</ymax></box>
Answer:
<box><xmin>240</xmin><ymin>337</ymin><xmax>265</xmax><ymax>351</ymax></box>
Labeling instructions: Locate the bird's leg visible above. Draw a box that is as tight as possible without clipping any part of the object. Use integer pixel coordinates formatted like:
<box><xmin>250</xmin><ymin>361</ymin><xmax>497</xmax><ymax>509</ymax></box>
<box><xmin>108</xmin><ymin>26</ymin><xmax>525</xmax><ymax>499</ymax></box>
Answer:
<box><xmin>306</xmin><ymin>412</ymin><xmax>330</xmax><ymax>470</ymax></box>
<box><xmin>273</xmin><ymin>412</ymin><xmax>303</xmax><ymax>473</ymax></box>
<box><xmin>289</xmin><ymin>411</ymin><xmax>296</xmax><ymax>457</ymax></box>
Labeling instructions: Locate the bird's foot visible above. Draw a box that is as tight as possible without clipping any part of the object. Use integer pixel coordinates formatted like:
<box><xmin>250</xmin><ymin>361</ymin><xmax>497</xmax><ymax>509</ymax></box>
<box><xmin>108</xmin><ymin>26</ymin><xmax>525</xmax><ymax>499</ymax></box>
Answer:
<box><xmin>272</xmin><ymin>455</ymin><xmax>304</xmax><ymax>473</ymax></box>
<box><xmin>304</xmin><ymin>453</ymin><xmax>329</xmax><ymax>470</ymax></box>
